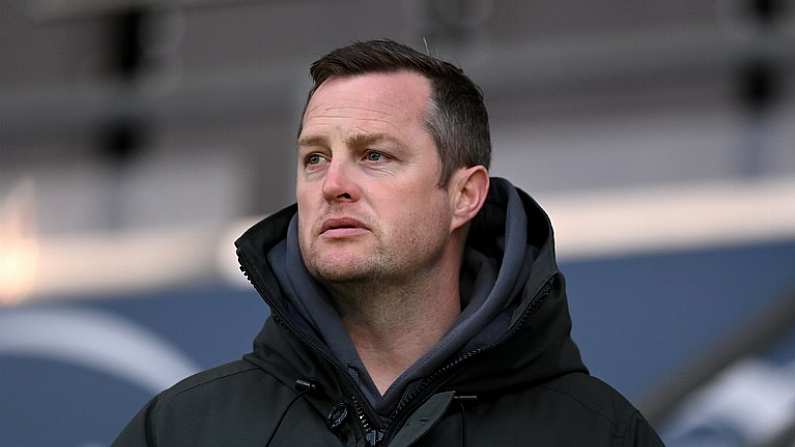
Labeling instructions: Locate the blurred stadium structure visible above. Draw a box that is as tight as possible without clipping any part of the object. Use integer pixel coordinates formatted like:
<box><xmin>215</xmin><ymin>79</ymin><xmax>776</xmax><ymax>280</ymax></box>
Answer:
<box><xmin>1</xmin><ymin>0</ymin><xmax>794</xmax><ymax>445</ymax></box>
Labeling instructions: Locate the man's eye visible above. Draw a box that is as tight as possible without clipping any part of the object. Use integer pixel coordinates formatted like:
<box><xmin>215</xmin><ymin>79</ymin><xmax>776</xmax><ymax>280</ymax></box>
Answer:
<box><xmin>305</xmin><ymin>153</ymin><xmax>323</xmax><ymax>165</ymax></box>
<box><xmin>365</xmin><ymin>151</ymin><xmax>384</xmax><ymax>162</ymax></box>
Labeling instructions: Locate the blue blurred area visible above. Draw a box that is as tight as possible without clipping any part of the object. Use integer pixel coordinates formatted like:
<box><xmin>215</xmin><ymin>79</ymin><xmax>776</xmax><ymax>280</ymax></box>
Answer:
<box><xmin>0</xmin><ymin>239</ymin><xmax>793</xmax><ymax>446</ymax></box>
<box><xmin>2</xmin><ymin>356</ymin><xmax>150</xmax><ymax>446</ymax></box>
<box><xmin>567</xmin><ymin>238</ymin><xmax>795</xmax><ymax>402</ymax></box>
<box><xmin>0</xmin><ymin>284</ymin><xmax>267</xmax><ymax>447</ymax></box>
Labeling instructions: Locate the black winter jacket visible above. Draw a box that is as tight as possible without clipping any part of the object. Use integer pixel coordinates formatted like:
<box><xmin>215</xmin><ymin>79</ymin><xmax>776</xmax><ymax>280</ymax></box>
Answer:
<box><xmin>113</xmin><ymin>179</ymin><xmax>664</xmax><ymax>446</ymax></box>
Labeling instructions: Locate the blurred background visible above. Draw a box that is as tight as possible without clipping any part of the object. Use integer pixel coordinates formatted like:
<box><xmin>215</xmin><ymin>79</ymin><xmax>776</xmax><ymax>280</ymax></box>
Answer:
<box><xmin>1</xmin><ymin>0</ymin><xmax>794</xmax><ymax>445</ymax></box>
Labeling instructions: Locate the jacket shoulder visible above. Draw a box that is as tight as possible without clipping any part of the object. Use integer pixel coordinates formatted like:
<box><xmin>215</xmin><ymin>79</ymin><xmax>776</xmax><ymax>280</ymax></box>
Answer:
<box><xmin>158</xmin><ymin>359</ymin><xmax>263</xmax><ymax>400</ymax></box>
<box><xmin>113</xmin><ymin>359</ymin><xmax>302</xmax><ymax>447</ymax></box>
<box><xmin>541</xmin><ymin>373</ymin><xmax>636</xmax><ymax>425</ymax></box>
<box><xmin>539</xmin><ymin>373</ymin><xmax>664</xmax><ymax>445</ymax></box>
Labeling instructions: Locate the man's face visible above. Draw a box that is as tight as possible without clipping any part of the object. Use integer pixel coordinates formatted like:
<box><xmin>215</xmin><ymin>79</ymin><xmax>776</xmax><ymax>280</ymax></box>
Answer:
<box><xmin>296</xmin><ymin>71</ymin><xmax>454</xmax><ymax>284</ymax></box>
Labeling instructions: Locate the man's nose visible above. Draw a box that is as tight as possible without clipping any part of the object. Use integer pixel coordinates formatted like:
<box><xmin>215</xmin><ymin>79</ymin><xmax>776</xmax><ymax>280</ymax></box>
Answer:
<box><xmin>321</xmin><ymin>158</ymin><xmax>360</xmax><ymax>202</ymax></box>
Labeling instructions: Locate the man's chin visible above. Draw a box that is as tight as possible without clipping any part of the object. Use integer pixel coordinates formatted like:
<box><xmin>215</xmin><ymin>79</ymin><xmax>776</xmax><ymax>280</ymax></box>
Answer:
<box><xmin>312</xmin><ymin>265</ymin><xmax>367</xmax><ymax>283</ymax></box>
<box><xmin>308</xmin><ymin>256</ymin><xmax>378</xmax><ymax>283</ymax></box>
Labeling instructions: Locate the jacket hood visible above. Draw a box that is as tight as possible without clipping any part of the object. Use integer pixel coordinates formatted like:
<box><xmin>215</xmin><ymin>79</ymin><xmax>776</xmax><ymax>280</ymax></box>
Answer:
<box><xmin>235</xmin><ymin>177</ymin><xmax>586</xmax><ymax>409</ymax></box>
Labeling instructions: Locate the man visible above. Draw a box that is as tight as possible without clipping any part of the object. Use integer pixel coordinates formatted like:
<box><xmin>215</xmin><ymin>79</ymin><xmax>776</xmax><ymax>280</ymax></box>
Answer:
<box><xmin>113</xmin><ymin>40</ymin><xmax>663</xmax><ymax>446</ymax></box>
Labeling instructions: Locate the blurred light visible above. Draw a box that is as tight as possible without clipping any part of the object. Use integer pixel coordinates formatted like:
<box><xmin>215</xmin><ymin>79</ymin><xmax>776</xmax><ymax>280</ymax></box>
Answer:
<box><xmin>0</xmin><ymin>238</ymin><xmax>38</xmax><ymax>305</ymax></box>
<box><xmin>540</xmin><ymin>176</ymin><xmax>795</xmax><ymax>261</ymax></box>
<box><xmin>34</xmin><ymin>227</ymin><xmax>216</xmax><ymax>300</ymax></box>
<box><xmin>0</xmin><ymin>179</ymin><xmax>39</xmax><ymax>305</ymax></box>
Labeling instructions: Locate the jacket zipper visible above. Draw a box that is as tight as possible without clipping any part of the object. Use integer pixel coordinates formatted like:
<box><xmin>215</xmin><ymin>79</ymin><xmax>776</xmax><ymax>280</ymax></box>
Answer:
<box><xmin>238</xmin><ymin>251</ymin><xmax>384</xmax><ymax>445</ymax></box>
<box><xmin>381</xmin><ymin>276</ymin><xmax>557</xmax><ymax>443</ymax></box>
<box><xmin>352</xmin><ymin>394</ymin><xmax>384</xmax><ymax>445</ymax></box>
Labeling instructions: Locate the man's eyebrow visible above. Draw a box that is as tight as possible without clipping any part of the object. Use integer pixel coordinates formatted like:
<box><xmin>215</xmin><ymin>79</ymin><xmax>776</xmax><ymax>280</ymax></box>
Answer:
<box><xmin>298</xmin><ymin>133</ymin><xmax>403</xmax><ymax>149</ymax></box>
<box><xmin>297</xmin><ymin>135</ymin><xmax>328</xmax><ymax>148</ymax></box>
<box><xmin>346</xmin><ymin>133</ymin><xmax>402</xmax><ymax>148</ymax></box>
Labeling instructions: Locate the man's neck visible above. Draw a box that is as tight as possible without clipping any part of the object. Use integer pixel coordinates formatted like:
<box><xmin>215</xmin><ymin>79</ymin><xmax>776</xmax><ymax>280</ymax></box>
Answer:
<box><xmin>325</xmin><ymin>260</ymin><xmax>462</xmax><ymax>395</ymax></box>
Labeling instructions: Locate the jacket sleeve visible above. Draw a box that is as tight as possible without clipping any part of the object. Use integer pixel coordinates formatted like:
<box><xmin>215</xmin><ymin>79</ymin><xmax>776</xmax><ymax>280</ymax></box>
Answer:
<box><xmin>627</xmin><ymin>411</ymin><xmax>666</xmax><ymax>447</ymax></box>
<box><xmin>111</xmin><ymin>396</ymin><xmax>159</xmax><ymax>447</ymax></box>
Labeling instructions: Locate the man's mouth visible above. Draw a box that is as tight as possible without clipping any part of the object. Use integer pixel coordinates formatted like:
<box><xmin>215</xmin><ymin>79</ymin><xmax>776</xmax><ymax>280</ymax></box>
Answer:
<box><xmin>319</xmin><ymin>217</ymin><xmax>370</xmax><ymax>238</ymax></box>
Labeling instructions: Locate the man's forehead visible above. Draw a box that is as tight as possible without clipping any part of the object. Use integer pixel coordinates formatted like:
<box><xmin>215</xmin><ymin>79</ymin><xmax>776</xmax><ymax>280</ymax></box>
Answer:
<box><xmin>305</xmin><ymin>71</ymin><xmax>432</xmax><ymax>117</ymax></box>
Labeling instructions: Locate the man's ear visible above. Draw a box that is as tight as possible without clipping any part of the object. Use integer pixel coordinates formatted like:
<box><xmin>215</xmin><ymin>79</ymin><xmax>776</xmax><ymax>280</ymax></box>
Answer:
<box><xmin>449</xmin><ymin>166</ymin><xmax>489</xmax><ymax>232</ymax></box>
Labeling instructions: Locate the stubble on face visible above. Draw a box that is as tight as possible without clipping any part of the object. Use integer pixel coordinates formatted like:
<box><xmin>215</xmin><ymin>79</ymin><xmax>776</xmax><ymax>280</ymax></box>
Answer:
<box><xmin>298</xmin><ymin>210</ymin><xmax>385</xmax><ymax>283</ymax></box>
<box><xmin>299</xmin><ymin>195</ymin><xmax>451</xmax><ymax>287</ymax></box>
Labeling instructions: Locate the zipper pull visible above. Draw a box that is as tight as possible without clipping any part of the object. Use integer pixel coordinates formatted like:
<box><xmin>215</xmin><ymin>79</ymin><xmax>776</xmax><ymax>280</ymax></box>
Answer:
<box><xmin>326</xmin><ymin>402</ymin><xmax>349</xmax><ymax>433</ymax></box>
<box><xmin>365</xmin><ymin>429</ymin><xmax>384</xmax><ymax>446</ymax></box>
